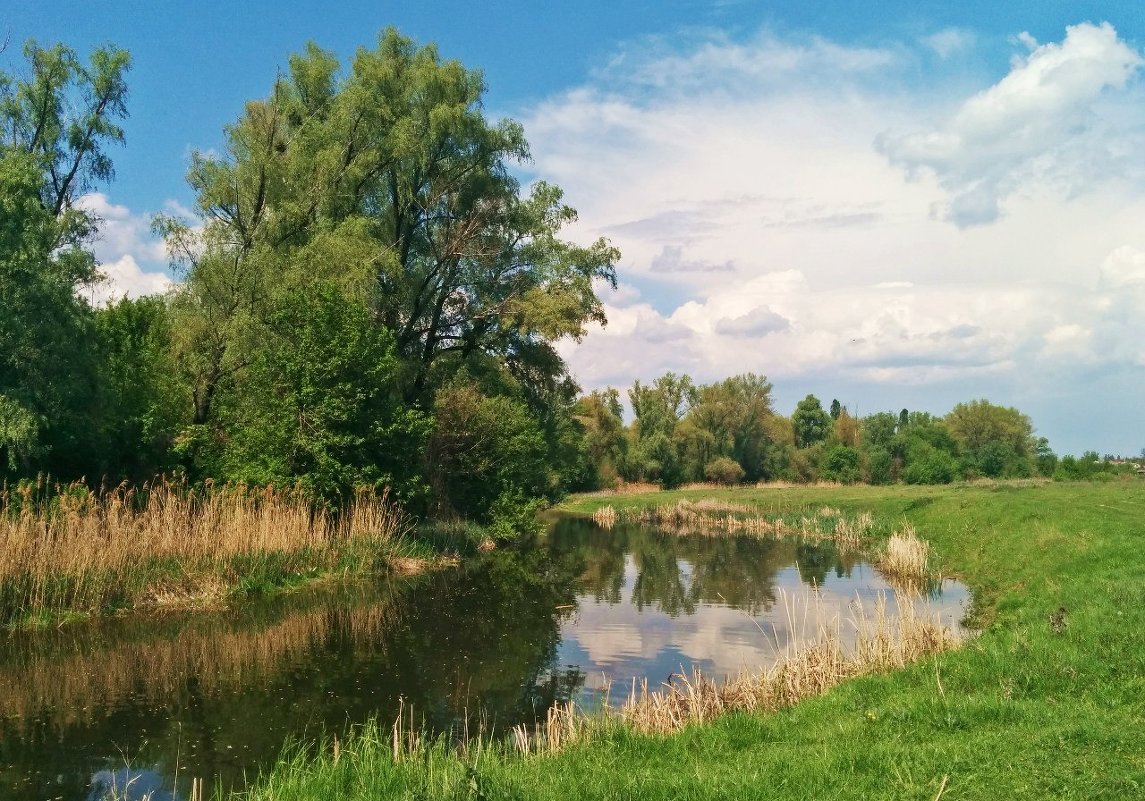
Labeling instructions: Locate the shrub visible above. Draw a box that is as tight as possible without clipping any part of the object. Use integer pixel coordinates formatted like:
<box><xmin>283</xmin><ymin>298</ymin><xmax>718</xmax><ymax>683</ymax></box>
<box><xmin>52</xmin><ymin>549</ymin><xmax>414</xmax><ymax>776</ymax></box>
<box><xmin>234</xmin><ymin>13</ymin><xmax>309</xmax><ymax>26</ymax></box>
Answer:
<box><xmin>703</xmin><ymin>457</ymin><xmax>745</xmax><ymax>485</ymax></box>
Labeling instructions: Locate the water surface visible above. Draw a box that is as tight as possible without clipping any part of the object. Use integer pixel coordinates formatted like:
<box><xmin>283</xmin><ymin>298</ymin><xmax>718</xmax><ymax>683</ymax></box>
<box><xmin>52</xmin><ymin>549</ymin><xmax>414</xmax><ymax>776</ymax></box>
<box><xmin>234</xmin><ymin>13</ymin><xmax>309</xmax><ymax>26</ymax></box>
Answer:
<box><xmin>0</xmin><ymin>516</ymin><xmax>967</xmax><ymax>801</ymax></box>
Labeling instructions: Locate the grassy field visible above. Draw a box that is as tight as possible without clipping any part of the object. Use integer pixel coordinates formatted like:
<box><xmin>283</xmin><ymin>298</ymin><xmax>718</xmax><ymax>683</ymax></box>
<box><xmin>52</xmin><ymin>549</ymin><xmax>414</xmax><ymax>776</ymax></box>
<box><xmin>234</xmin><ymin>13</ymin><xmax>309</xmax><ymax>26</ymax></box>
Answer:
<box><xmin>224</xmin><ymin>480</ymin><xmax>1145</xmax><ymax>800</ymax></box>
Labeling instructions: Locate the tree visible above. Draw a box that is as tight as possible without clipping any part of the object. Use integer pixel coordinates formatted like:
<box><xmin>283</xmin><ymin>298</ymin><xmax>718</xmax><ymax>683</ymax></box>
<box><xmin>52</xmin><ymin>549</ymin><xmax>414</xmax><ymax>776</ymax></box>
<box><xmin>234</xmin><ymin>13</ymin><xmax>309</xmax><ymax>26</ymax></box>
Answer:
<box><xmin>945</xmin><ymin>399</ymin><xmax>1035</xmax><ymax>478</ymax></box>
<box><xmin>627</xmin><ymin>373</ymin><xmax>694</xmax><ymax>485</ymax></box>
<box><xmin>832</xmin><ymin>408</ymin><xmax>860</xmax><ymax>447</ymax></box>
<box><xmin>210</xmin><ymin>284</ymin><xmax>430</xmax><ymax>505</ymax></box>
<box><xmin>163</xmin><ymin>29</ymin><xmax>618</xmax><ymax>426</ymax></box>
<box><xmin>572</xmin><ymin>389</ymin><xmax>627</xmax><ymax>489</ymax></box>
<box><xmin>792</xmin><ymin>394</ymin><xmax>831</xmax><ymax>448</ymax></box>
<box><xmin>821</xmin><ymin>444</ymin><xmax>860</xmax><ymax>484</ymax></box>
<box><xmin>0</xmin><ymin>40</ymin><xmax>131</xmax><ymax>479</ymax></box>
<box><xmin>424</xmin><ymin>382</ymin><xmax>550</xmax><ymax>534</ymax></box>
<box><xmin>829</xmin><ymin>398</ymin><xmax>841</xmax><ymax>420</ymax></box>
<box><xmin>687</xmin><ymin>374</ymin><xmax>776</xmax><ymax>481</ymax></box>
<box><xmin>94</xmin><ymin>296</ymin><xmax>184</xmax><ymax>480</ymax></box>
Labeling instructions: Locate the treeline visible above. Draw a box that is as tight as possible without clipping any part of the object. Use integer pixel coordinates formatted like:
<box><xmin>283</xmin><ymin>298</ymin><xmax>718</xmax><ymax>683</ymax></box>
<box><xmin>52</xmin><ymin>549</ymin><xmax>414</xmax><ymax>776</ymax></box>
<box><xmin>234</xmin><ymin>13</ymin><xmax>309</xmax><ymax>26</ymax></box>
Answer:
<box><xmin>573</xmin><ymin>373</ymin><xmax>1100</xmax><ymax>488</ymax></box>
<box><xmin>1</xmin><ymin>32</ymin><xmax>617</xmax><ymax>533</ymax></box>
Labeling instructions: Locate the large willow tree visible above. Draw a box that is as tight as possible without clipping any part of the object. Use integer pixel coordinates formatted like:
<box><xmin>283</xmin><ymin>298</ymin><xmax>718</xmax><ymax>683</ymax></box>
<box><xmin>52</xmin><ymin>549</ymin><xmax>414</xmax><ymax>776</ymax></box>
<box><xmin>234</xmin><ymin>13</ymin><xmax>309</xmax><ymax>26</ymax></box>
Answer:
<box><xmin>162</xmin><ymin>29</ymin><xmax>618</xmax><ymax>507</ymax></box>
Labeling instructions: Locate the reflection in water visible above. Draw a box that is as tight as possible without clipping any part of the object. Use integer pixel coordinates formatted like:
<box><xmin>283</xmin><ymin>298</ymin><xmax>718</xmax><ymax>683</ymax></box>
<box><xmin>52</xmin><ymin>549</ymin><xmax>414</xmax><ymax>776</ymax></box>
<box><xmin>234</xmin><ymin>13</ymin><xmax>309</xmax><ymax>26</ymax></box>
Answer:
<box><xmin>544</xmin><ymin>517</ymin><xmax>966</xmax><ymax>705</ymax></box>
<box><xmin>1</xmin><ymin>516</ymin><xmax>967</xmax><ymax>801</ymax></box>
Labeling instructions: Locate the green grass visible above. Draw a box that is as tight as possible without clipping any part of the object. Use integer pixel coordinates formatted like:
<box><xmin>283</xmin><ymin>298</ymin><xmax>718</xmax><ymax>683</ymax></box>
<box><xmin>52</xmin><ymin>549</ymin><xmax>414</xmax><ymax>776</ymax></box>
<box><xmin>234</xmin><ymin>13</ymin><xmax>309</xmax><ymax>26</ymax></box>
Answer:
<box><xmin>224</xmin><ymin>481</ymin><xmax>1145</xmax><ymax>800</ymax></box>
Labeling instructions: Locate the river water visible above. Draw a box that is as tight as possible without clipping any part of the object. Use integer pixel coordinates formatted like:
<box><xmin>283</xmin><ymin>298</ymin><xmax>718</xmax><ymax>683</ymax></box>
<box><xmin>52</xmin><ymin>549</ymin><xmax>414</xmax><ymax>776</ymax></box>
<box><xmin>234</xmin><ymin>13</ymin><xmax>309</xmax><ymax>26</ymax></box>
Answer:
<box><xmin>0</xmin><ymin>516</ymin><xmax>967</xmax><ymax>801</ymax></box>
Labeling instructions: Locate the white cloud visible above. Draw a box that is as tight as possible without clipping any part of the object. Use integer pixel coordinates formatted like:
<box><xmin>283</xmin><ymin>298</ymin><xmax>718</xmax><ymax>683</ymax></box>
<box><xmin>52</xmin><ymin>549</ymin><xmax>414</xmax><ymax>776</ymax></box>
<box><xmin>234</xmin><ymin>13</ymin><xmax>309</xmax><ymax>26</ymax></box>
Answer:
<box><xmin>88</xmin><ymin>255</ymin><xmax>174</xmax><ymax>306</ymax></box>
<box><xmin>1100</xmin><ymin>245</ymin><xmax>1145</xmax><ymax>287</ymax></box>
<box><xmin>878</xmin><ymin>22</ymin><xmax>1145</xmax><ymax>227</ymax></box>
<box><xmin>76</xmin><ymin>193</ymin><xmax>175</xmax><ymax>303</ymax></box>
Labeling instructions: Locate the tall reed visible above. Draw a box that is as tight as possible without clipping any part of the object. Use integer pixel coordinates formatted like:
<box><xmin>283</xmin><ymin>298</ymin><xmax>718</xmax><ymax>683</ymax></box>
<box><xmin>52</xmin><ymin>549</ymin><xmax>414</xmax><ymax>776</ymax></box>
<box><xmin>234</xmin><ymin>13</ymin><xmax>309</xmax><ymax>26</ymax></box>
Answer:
<box><xmin>0</xmin><ymin>480</ymin><xmax>405</xmax><ymax>626</ymax></box>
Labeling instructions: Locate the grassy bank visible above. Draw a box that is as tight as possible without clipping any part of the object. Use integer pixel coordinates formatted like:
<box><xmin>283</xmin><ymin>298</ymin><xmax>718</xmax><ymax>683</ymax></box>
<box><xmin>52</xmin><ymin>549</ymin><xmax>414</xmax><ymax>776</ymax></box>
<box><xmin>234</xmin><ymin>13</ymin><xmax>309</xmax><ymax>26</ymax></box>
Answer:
<box><xmin>224</xmin><ymin>480</ymin><xmax>1144</xmax><ymax>800</ymax></box>
<box><xmin>0</xmin><ymin>480</ymin><xmax>438</xmax><ymax>629</ymax></box>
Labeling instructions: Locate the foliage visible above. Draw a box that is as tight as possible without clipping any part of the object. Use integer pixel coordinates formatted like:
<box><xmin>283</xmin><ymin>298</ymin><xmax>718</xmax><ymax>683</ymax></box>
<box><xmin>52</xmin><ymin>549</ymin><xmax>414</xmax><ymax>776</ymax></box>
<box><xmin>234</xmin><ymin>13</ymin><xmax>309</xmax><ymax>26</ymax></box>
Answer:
<box><xmin>703</xmin><ymin>456</ymin><xmax>745</xmax><ymax>485</ymax></box>
<box><xmin>0</xmin><ymin>39</ymin><xmax>134</xmax><ymax>480</ymax></box>
<box><xmin>821</xmin><ymin>444</ymin><xmax>860</xmax><ymax>484</ymax></box>
<box><xmin>792</xmin><ymin>394</ymin><xmax>831</xmax><ymax>448</ymax></box>
<box><xmin>424</xmin><ymin>382</ymin><xmax>550</xmax><ymax>533</ymax></box>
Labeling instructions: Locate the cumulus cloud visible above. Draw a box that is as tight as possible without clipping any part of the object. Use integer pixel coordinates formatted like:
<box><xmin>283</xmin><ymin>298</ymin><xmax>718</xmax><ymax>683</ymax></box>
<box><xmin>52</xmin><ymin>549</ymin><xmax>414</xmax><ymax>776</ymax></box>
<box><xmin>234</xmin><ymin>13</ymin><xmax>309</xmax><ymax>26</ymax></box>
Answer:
<box><xmin>878</xmin><ymin>22</ymin><xmax>1144</xmax><ymax>227</ymax></box>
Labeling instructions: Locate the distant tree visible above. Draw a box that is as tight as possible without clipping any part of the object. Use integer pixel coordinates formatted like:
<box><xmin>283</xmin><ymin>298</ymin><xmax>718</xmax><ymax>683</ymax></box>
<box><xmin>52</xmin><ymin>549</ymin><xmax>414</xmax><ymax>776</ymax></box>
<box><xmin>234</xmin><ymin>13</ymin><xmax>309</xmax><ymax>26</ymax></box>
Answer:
<box><xmin>792</xmin><ymin>394</ymin><xmax>831</xmax><ymax>448</ymax></box>
<box><xmin>899</xmin><ymin>408</ymin><xmax>909</xmax><ymax>429</ymax></box>
<box><xmin>573</xmin><ymin>389</ymin><xmax>627</xmax><ymax>489</ymax></box>
<box><xmin>945</xmin><ymin>399</ymin><xmax>1035</xmax><ymax>478</ymax></box>
<box><xmin>829</xmin><ymin>398</ymin><xmax>842</xmax><ymax>420</ymax></box>
<box><xmin>862</xmin><ymin>412</ymin><xmax>898</xmax><ymax>451</ymax></box>
<box><xmin>832</xmin><ymin>409</ymin><xmax>860</xmax><ymax>447</ymax></box>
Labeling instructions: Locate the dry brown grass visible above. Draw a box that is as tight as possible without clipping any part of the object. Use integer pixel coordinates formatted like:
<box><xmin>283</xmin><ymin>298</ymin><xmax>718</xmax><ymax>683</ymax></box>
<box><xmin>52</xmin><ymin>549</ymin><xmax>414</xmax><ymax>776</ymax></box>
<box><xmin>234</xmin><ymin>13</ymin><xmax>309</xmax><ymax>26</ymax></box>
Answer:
<box><xmin>0</xmin><ymin>480</ymin><xmax>406</xmax><ymax>625</ymax></box>
<box><xmin>592</xmin><ymin>505</ymin><xmax>618</xmax><ymax>530</ymax></box>
<box><xmin>577</xmin><ymin>481</ymin><xmax>663</xmax><ymax>498</ymax></box>
<box><xmin>877</xmin><ymin>524</ymin><xmax>932</xmax><ymax>587</ymax></box>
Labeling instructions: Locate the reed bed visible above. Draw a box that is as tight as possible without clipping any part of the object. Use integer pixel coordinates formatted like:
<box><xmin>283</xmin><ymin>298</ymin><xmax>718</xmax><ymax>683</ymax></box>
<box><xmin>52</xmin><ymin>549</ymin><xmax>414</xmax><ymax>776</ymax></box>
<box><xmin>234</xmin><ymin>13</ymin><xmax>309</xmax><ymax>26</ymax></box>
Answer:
<box><xmin>0</xmin><ymin>480</ymin><xmax>406</xmax><ymax>626</ymax></box>
<box><xmin>591</xmin><ymin>504</ymin><xmax>617</xmax><ymax>530</ymax></box>
<box><xmin>616</xmin><ymin>498</ymin><xmax>873</xmax><ymax>546</ymax></box>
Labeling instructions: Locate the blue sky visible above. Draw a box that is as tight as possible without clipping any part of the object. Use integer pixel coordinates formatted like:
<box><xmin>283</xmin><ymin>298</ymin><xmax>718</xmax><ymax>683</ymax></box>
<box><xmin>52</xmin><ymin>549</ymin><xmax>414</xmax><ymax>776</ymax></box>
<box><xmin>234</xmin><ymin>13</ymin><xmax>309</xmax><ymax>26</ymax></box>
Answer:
<box><xmin>5</xmin><ymin>2</ymin><xmax>1145</xmax><ymax>456</ymax></box>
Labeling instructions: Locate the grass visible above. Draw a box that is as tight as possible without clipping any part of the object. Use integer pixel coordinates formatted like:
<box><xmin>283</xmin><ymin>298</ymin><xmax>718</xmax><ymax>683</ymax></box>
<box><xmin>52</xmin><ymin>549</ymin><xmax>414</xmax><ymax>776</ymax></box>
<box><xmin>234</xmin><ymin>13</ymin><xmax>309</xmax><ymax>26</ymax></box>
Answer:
<box><xmin>0</xmin><ymin>479</ymin><xmax>419</xmax><ymax>628</ymax></box>
<box><xmin>214</xmin><ymin>480</ymin><xmax>1145</xmax><ymax>799</ymax></box>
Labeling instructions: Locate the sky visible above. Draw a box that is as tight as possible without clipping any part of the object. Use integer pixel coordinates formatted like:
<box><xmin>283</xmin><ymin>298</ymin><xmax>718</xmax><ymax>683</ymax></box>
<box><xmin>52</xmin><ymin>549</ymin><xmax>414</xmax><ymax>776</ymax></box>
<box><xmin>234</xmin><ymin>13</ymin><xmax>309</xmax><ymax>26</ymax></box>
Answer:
<box><xmin>4</xmin><ymin>1</ymin><xmax>1145</xmax><ymax>456</ymax></box>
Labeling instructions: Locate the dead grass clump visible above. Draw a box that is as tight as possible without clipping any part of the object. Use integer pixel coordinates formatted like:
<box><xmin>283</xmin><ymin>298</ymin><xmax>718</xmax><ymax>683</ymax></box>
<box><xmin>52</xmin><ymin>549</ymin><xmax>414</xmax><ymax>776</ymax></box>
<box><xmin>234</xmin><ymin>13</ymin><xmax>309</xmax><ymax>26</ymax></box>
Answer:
<box><xmin>877</xmin><ymin>524</ymin><xmax>931</xmax><ymax>586</ymax></box>
<box><xmin>592</xmin><ymin>505</ymin><xmax>617</xmax><ymax>530</ymax></box>
<box><xmin>619</xmin><ymin>499</ymin><xmax>876</xmax><ymax>549</ymax></box>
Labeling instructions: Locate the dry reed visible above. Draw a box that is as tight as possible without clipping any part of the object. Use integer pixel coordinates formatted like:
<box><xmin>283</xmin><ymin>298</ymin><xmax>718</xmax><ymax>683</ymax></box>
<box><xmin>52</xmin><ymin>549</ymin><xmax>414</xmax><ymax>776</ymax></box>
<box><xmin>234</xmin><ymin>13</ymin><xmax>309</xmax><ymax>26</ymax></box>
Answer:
<box><xmin>0</xmin><ymin>480</ymin><xmax>406</xmax><ymax>625</ymax></box>
<box><xmin>877</xmin><ymin>524</ymin><xmax>932</xmax><ymax>587</ymax></box>
<box><xmin>617</xmin><ymin>498</ymin><xmax>870</xmax><ymax>547</ymax></box>
<box><xmin>591</xmin><ymin>505</ymin><xmax>617</xmax><ymax>529</ymax></box>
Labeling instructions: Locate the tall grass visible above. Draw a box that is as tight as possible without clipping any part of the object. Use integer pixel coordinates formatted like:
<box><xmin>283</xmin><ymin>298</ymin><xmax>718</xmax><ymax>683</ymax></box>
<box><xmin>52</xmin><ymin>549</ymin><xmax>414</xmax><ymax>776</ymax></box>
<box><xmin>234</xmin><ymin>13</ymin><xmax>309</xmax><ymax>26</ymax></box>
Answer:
<box><xmin>0</xmin><ymin>479</ymin><xmax>406</xmax><ymax>626</ymax></box>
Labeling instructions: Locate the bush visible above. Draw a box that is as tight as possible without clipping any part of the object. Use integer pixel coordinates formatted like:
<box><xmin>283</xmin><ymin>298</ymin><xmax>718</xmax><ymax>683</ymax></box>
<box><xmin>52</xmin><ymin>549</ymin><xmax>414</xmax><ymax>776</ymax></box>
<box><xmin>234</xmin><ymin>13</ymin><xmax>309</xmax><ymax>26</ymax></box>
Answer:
<box><xmin>703</xmin><ymin>457</ymin><xmax>745</xmax><ymax>485</ymax></box>
<box><xmin>821</xmin><ymin>445</ymin><xmax>860</xmax><ymax>484</ymax></box>
<box><xmin>904</xmin><ymin>450</ymin><xmax>958</xmax><ymax>485</ymax></box>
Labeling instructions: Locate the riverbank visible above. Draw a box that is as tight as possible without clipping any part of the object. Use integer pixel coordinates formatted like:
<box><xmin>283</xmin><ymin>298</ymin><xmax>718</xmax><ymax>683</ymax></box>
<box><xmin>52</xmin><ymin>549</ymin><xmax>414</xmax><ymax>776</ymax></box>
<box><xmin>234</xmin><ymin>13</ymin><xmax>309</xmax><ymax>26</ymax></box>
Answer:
<box><xmin>0</xmin><ymin>481</ymin><xmax>453</xmax><ymax>630</ymax></box>
<box><xmin>223</xmin><ymin>480</ymin><xmax>1144</xmax><ymax>800</ymax></box>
